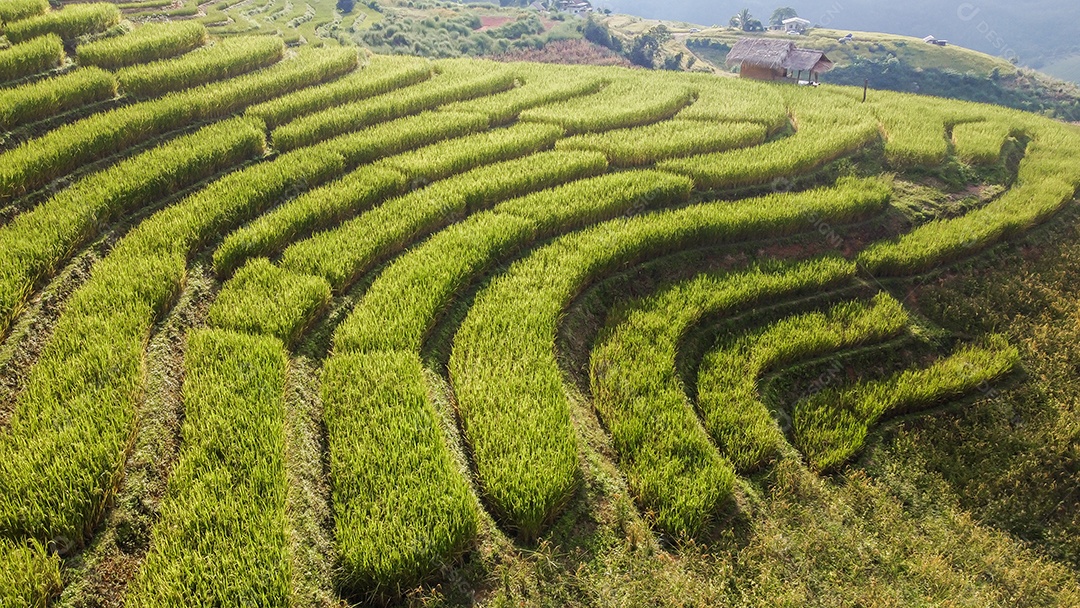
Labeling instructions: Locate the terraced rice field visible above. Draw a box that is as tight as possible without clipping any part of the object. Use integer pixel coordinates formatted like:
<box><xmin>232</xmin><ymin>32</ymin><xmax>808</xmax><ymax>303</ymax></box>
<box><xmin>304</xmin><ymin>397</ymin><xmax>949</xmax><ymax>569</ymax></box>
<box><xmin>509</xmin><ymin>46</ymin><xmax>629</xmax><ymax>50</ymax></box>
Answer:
<box><xmin>1</xmin><ymin>5</ymin><xmax>1080</xmax><ymax>606</ymax></box>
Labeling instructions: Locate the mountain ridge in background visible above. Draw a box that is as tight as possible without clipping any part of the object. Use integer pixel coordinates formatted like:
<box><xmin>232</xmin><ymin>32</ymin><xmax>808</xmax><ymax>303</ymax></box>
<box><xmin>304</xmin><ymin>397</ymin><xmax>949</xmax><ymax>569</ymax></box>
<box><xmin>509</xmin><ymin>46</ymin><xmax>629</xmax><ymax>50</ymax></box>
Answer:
<box><xmin>596</xmin><ymin>0</ymin><xmax>1080</xmax><ymax>81</ymax></box>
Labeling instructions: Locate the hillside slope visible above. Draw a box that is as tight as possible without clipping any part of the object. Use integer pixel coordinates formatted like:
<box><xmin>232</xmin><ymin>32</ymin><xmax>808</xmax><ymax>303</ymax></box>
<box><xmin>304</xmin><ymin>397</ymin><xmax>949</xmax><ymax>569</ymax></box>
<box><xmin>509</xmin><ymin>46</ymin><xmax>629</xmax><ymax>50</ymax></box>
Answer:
<box><xmin>1</xmin><ymin>6</ymin><xmax>1080</xmax><ymax>606</ymax></box>
<box><xmin>599</xmin><ymin>0</ymin><xmax>1080</xmax><ymax>78</ymax></box>
<box><xmin>599</xmin><ymin>15</ymin><xmax>1080</xmax><ymax>121</ymax></box>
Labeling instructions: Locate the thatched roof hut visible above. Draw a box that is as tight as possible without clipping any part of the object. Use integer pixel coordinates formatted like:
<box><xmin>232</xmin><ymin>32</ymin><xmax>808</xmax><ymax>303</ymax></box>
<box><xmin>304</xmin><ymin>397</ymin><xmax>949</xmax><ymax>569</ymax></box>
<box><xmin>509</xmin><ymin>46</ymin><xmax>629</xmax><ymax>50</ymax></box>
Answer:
<box><xmin>725</xmin><ymin>38</ymin><xmax>834</xmax><ymax>82</ymax></box>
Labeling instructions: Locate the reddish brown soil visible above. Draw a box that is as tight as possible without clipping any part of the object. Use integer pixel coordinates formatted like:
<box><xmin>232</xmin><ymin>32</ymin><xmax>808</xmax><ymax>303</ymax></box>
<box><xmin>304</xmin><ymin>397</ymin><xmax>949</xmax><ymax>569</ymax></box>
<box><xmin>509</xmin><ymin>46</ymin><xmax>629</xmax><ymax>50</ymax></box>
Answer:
<box><xmin>477</xmin><ymin>15</ymin><xmax>513</xmax><ymax>31</ymax></box>
<box><xmin>492</xmin><ymin>39</ymin><xmax>634</xmax><ymax>68</ymax></box>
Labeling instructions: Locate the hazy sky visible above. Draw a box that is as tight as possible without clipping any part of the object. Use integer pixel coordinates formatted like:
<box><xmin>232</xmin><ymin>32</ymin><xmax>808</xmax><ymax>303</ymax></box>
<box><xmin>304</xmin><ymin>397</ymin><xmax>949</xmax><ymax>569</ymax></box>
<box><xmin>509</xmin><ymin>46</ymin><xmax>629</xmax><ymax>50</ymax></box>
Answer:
<box><xmin>595</xmin><ymin>0</ymin><xmax>1079</xmax><ymax>69</ymax></box>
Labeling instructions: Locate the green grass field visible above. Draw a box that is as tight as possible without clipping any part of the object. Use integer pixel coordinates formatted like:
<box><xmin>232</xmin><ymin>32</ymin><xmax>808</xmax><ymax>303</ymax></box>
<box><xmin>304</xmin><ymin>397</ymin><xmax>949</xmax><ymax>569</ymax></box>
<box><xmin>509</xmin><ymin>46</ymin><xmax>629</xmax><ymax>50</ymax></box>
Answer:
<box><xmin>0</xmin><ymin>5</ymin><xmax>1079</xmax><ymax>606</ymax></box>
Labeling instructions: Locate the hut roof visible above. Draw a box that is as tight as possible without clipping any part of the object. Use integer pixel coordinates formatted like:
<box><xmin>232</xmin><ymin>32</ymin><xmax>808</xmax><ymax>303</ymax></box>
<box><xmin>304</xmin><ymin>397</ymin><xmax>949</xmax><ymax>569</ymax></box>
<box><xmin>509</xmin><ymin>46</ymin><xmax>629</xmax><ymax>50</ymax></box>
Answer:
<box><xmin>725</xmin><ymin>38</ymin><xmax>794</xmax><ymax>69</ymax></box>
<box><xmin>785</xmin><ymin>48</ymin><xmax>833</xmax><ymax>72</ymax></box>
<box><xmin>726</xmin><ymin>37</ymin><xmax>834</xmax><ymax>73</ymax></box>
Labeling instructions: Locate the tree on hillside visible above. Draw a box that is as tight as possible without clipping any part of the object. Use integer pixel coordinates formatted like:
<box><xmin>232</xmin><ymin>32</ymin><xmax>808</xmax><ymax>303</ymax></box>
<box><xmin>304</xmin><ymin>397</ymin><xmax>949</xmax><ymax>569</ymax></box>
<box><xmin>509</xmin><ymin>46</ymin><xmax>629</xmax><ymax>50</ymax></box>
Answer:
<box><xmin>730</xmin><ymin>8</ymin><xmax>754</xmax><ymax>32</ymax></box>
<box><xmin>337</xmin><ymin>0</ymin><xmax>355</xmax><ymax>13</ymax></box>
<box><xmin>629</xmin><ymin>25</ymin><xmax>669</xmax><ymax>68</ymax></box>
<box><xmin>584</xmin><ymin>16</ymin><xmax>622</xmax><ymax>52</ymax></box>
<box><xmin>770</xmin><ymin>7</ymin><xmax>798</xmax><ymax>26</ymax></box>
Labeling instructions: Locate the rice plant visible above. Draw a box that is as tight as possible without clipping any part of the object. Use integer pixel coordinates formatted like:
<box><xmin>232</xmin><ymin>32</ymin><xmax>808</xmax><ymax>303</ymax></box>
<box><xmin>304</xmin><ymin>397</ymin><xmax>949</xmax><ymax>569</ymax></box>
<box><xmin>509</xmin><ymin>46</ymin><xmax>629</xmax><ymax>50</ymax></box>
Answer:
<box><xmin>322</xmin><ymin>351</ymin><xmax>478</xmax><ymax>594</ymax></box>
<box><xmin>214</xmin><ymin>166</ymin><xmax>407</xmax><ymax>276</ymax></box>
<box><xmin>449</xmin><ymin>177</ymin><xmax>889</xmax><ymax>537</ymax></box>
<box><xmin>0</xmin><ymin>46</ymin><xmax>355</xmax><ymax>198</ymax></box>
<box><xmin>0</xmin><ymin>67</ymin><xmax>117</xmax><ymax>130</ymax></box>
<box><xmin>335</xmin><ymin>167</ymin><xmax>676</xmax><ymax>355</ymax></box>
<box><xmin>214</xmin><ymin>111</ymin><xmax>506</xmax><ymax>276</ymax></box>
<box><xmin>659</xmin><ymin>89</ymin><xmax>880</xmax><ymax>189</ymax></box>
<box><xmin>271</xmin><ymin>59</ymin><xmax>516</xmax><ymax>151</ymax></box>
<box><xmin>676</xmin><ymin>75</ymin><xmax>789</xmax><ymax>131</ymax></box>
<box><xmin>556</xmin><ymin>119</ymin><xmax>767</xmax><ymax>166</ymax></box>
<box><xmin>518</xmin><ymin>75</ymin><xmax>695</xmax><ymax>134</ymax></box>
<box><xmin>0</xmin><ymin>116</ymin><xmax>265</xmax><ymax>337</ymax></box>
<box><xmin>0</xmin><ymin>132</ymin><xmax>357</xmax><ymax>548</ymax></box>
<box><xmin>953</xmin><ymin>119</ymin><xmax>1015</xmax><ymax>165</ymax></box>
<box><xmin>697</xmin><ymin>293</ymin><xmax>908</xmax><ymax>472</ymax></box>
<box><xmin>4</xmin><ymin>3</ymin><xmax>120</xmax><ymax>43</ymax></box>
<box><xmin>0</xmin><ymin>0</ymin><xmax>48</xmax><ymax>24</ymax></box>
<box><xmin>115</xmin><ymin>35</ymin><xmax>284</xmax><ymax>99</ymax></box>
<box><xmin>794</xmin><ymin>337</ymin><xmax>1019</xmax><ymax>471</ymax></box>
<box><xmin>209</xmin><ymin>258</ymin><xmax>331</xmax><ymax>346</ymax></box>
<box><xmin>858</xmin><ymin>119</ymin><xmax>1080</xmax><ymax>275</ymax></box>
<box><xmin>438</xmin><ymin>66</ymin><xmax>604</xmax><ymax>125</ymax></box>
<box><xmin>0</xmin><ymin>539</ymin><xmax>61</xmax><ymax>608</ymax></box>
<box><xmin>188</xmin><ymin>45</ymin><xmax>359</xmax><ymax>119</ymax></box>
<box><xmin>0</xmin><ymin>33</ymin><xmax>63</xmax><ymax>83</ymax></box>
<box><xmin>281</xmin><ymin>124</ymin><xmax>584</xmax><ymax>289</ymax></box>
<box><xmin>590</xmin><ymin>259</ymin><xmax>857</xmax><ymax>536</ymax></box>
<box><xmin>246</xmin><ymin>54</ymin><xmax>432</xmax><ymax>129</ymax></box>
<box><xmin>876</xmin><ymin>108</ymin><xmax>949</xmax><ymax>167</ymax></box>
<box><xmin>375</xmin><ymin>121</ymin><xmax>563</xmax><ymax>183</ymax></box>
<box><xmin>75</xmin><ymin>21</ymin><xmax>208</xmax><ymax>70</ymax></box>
<box><xmin>126</xmin><ymin>329</ymin><xmax>292</xmax><ymax>606</ymax></box>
